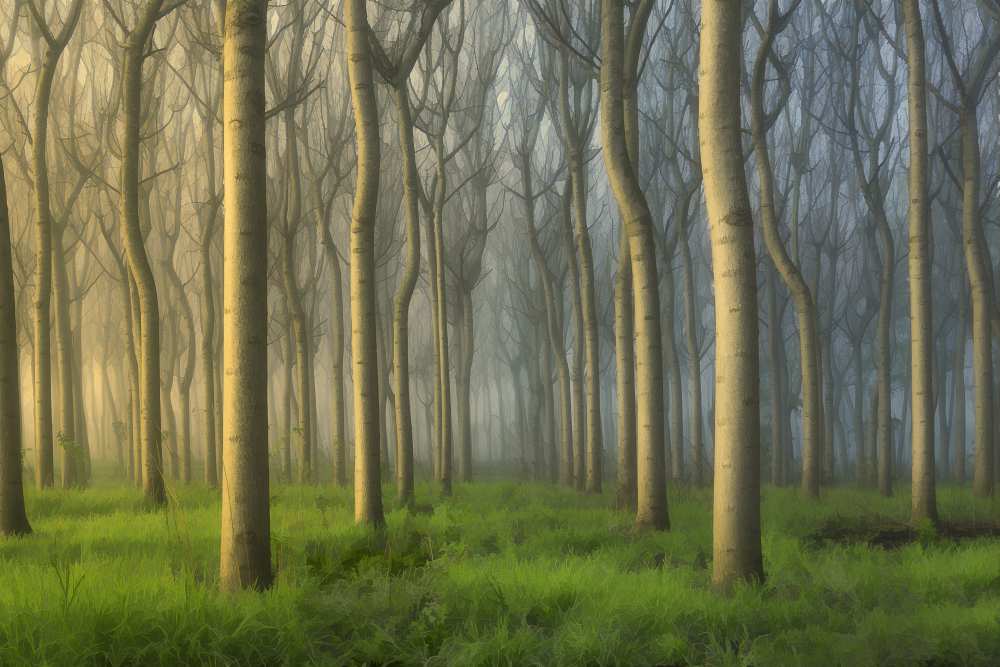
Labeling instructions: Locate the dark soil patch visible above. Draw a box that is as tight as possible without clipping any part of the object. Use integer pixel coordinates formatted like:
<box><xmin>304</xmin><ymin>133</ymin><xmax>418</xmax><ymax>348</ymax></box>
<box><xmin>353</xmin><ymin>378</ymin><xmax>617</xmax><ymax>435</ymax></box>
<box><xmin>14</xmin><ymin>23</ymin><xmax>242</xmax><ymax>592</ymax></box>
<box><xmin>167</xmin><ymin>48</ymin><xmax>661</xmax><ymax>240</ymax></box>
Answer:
<box><xmin>806</xmin><ymin>516</ymin><xmax>1000</xmax><ymax>550</ymax></box>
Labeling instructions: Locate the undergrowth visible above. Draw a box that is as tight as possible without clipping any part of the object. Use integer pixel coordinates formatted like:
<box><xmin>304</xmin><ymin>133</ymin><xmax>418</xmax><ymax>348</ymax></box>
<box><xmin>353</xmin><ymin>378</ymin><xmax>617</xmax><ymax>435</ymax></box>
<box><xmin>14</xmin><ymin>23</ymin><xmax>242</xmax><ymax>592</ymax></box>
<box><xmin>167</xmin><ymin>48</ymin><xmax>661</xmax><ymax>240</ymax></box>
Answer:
<box><xmin>0</xmin><ymin>477</ymin><xmax>997</xmax><ymax>666</ymax></box>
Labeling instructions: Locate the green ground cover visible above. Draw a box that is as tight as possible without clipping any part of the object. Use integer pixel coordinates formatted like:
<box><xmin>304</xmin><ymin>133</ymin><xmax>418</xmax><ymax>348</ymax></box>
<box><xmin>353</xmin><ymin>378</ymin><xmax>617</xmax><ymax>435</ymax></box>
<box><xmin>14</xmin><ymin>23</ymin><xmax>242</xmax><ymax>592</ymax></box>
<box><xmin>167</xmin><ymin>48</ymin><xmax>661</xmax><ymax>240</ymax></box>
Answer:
<box><xmin>1</xmin><ymin>478</ymin><xmax>998</xmax><ymax>666</ymax></box>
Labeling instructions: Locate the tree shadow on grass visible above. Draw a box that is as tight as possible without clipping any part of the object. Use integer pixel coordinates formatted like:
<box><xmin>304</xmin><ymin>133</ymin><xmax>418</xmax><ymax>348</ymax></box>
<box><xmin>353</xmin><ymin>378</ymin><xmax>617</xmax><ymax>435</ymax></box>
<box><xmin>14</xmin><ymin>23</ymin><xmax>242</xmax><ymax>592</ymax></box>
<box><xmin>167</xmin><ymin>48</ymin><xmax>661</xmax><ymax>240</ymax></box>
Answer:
<box><xmin>805</xmin><ymin>515</ymin><xmax>1000</xmax><ymax>549</ymax></box>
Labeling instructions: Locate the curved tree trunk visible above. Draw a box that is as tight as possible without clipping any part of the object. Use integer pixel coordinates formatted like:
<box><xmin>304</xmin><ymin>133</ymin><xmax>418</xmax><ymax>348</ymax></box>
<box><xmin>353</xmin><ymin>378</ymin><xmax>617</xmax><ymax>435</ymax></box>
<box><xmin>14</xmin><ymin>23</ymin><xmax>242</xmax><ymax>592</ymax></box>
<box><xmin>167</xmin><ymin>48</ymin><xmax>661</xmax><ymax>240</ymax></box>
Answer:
<box><xmin>121</xmin><ymin>2</ymin><xmax>167</xmax><ymax>507</ymax></box>
<box><xmin>346</xmin><ymin>0</ymin><xmax>386</xmax><ymax>524</ymax></box>
<box><xmin>391</xmin><ymin>87</ymin><xmax>421</xmax><ymax>505</ymax></box>
<box><xmin>962</xmin><ymin>107</ymin><xmax>994</xmax><ymax>498</ymax></box>
<box><xmin>30</xmin><ymin>30</ymin><xmax>67</xmax><ymax>490</ymax></box>
<box><xmin>750</xmin><ymin>19</ymin><xmax>821</xmax><ymax>499</ymax></box>
<box><xmin>600</xmin><ymin>0</ymin><xmax>667</xmax><ymax>530</ymax></box>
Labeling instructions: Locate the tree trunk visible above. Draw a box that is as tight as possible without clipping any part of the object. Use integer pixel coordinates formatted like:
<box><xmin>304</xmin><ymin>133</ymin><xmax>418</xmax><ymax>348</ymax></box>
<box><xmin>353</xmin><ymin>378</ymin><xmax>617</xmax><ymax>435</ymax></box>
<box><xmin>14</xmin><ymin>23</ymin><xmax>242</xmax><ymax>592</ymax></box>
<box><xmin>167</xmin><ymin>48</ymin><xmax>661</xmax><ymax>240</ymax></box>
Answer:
<box><xmin>768</xmin><ymin>266</ymin><xmax>785</xmax><ymax>486</ymax></box>
<box><xmin>599</xmin><ymin>0</ymin><xmax>668</xmax><ymax>530</ymax></box>
<box><xmin>0</xmin><ymin>157</ymin><xmax>31</xmax><ymax>535</ymax></box>
<box><xmin>219</xmin><ymin>0</ymin><xmax>272</xmax><ymax>591</ymax></box>
<box><xmin>51</xmin><ymin>224</ymin><xmax>77</xmax><ymax>487</ymax></box>
<box><xmin>615</xmin><ymin>234</ymin><xmax>636</xmax><ymax>509</ymax></box>
<box><xmin>391</xmin><ymin>86</ymin><xmax>421</xmax><ymax>505</ymax></box>
<box><xmin>346</xmin><ymin>0</ymin><xmax>386</xmax><ymax>524</ymax></box>
<box><xmin>750</xmin><ymin>24</ymin><xmax>821</xmax><ymax>499</ymax></box>
<box><xmin>958</xmin><ymin>107</ymin><xmax>994</xmax><ymax>498</ymax></box>
<box><xmin>903</xmin><ymin>0</ymin><xmax>936</xmax><ymax>521</ymax></box>
<box><xmin>698</xmin><ymin>0</ymin><xmax>764</xmax><ymax>588</ymax></box>
<box><xmin>121</xmin><ymin>2</ymin><xmax>166</xmax><ymax>507</ymax></box>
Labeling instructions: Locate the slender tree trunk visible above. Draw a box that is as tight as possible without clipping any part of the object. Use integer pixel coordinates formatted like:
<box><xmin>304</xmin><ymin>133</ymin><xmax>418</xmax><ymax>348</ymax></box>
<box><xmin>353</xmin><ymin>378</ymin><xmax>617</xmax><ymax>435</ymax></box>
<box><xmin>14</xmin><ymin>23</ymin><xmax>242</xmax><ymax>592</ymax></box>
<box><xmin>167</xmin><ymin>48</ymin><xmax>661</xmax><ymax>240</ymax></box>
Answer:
<box><xmin>431</xmin><ymin>142</ymin><xmax>454</xmax><ymax>496</ymax></box>
<box><xmin>957</xmin><ymin>107</ymin><xmax>994</xmax><ymax>498</ymax></box>
<box><xmin>346</xmin><ymin>0</ymin><xmax>386</xmax><ymax>524</ymax></box>
<box><xmin>391</xmin><ymin>87</ymin><xmax>420</xmax><ymax>505</ymax></box>
<box><xmin>567</xmin><ymin>158</ymin><xmax>604</xmax><ymax>494</ymax></box>
<box><xmin>662</xmin><ymin>259</ymin><xmax>683</xmax><ymax>485</ymax></box>
<box><xmin>121</xmin><ymin>2</ymin><xmax>166</xmax><ymax>506</ymax></box>
<box><xmin>954</xmin><ymin>297</ymin><xmax>967</xmax><ymax>484</ymax></box>
<box><xmin>679</xmin><ymin>211</ymin><xmax>700</xmax><ymax>484</ymax></box>
<box><xmin>0</xmin><ymin>158</ymin><xmax>30</xmax><ymax>535</ymax></box>
<box><xmin>854</xmin><ymin>341</ymin><xmax>866</xmax><ymax>484</ymax></box>
<box><xmin>457</xmin><ymin>289</ymin><xmax>475</xmax><ymax>482</ymax></box>
<box><xmin>324</xmin><ymin>237</ymin><xmax>348</xmax><ymax>487</ymax></box>
<box><xmin>600</xmin><ymin>0</ymin><xmax>667</xmax><ymax>530</ymax></box>
<box><xmin>30</xmin><ymin>30</ymin><xmax>68</xmax><ymax>490</ymax></box>
<box><xmin>51</xmin><ymin>224</ymin><xmax>77</xmax><ymax>487</ymax></box>
<box><xmin>219</xmin><ymin>0</ymin><xmax>272</xmax><ymax>591</ymax></box>
<box><xmin>903</xmin><ymin>0</ymin><xmax>936</xmax><ymax>521</ymax></box>
<box><xmin>699</xmin><ymin>0</ymin><xmax>764</xmax><ymax>587</ymax></box>
<box><xmin>200</xmin><ymin>124</ymin><xmax>220</xmax><ymax>488</ymax></box>
<box><xmin>615</xmin><ymin>235</ymin><xmax>636</xmax><ymax>509</ymax></box>
<box><xmin>750</xmin><ymin>26</ymin><xmax>820</xmax><ymax>498</ymax></box>
<box><xmin>768</xmin><ymin>266</ymin><xmax>785</xmax><ymax>486</ymax></box>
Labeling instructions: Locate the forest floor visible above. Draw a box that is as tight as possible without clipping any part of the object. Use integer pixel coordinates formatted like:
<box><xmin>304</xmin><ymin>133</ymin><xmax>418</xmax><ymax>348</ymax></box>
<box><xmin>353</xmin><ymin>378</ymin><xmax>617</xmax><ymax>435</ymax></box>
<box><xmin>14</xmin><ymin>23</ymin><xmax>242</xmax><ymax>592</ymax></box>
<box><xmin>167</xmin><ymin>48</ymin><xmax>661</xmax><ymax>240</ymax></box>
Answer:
<box><xmin>1</xmin><ymin>473</ymin><xmax>999</xmax><ymax>666</ymax></box>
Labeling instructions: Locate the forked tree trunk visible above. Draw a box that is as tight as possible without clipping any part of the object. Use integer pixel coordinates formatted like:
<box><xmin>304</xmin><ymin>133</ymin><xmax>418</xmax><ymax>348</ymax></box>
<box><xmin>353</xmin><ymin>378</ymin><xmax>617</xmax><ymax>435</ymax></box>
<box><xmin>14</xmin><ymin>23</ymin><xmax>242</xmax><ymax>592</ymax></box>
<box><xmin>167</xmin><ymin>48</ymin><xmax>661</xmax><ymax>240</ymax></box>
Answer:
<box><xmin>750</xmin><ymin>11</ymin><xmax>820</xmax><ymax>499</ymax></box>
<box><xmin>600</xmin><ymin>0</ymin><xmax>667</xmax><ymax>530</ymax></box>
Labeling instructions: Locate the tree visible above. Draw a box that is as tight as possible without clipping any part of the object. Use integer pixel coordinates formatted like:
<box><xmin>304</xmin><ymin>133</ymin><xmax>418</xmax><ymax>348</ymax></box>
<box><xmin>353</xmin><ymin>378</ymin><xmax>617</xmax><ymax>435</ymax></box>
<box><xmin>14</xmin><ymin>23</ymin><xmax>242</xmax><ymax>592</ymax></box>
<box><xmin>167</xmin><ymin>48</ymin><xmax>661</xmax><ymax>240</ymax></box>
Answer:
<box><xmin>930</xmin><ymin>0</ymin><xmax>1000</xmax><ymax>498</ymax></box>
<box><xmin>598</xmin><ymin>0</ymin><xmax>667</xmax><ymax>529</ymax></box>
<box><xmin>749</xmin><ymin>0</ymin><xmax>822</xmax><ymax>498</ymax></box>
<box><xmin>699</xmin><ymin>0</ymin><xmax>764</xmax><ymax>588</ymax></box>
<box><xmin>346</xmin><ymin>0</ymin><xmax>385</xmax><ymax>526</ymax></box>
<box><xmin>219</xmin><ymin>0</ymin><xmax>273</xmax><ymax>591</ymax></box>
<box><xmin>902</xmin><ymin>0</ymin><xmax>936</xmax><ymax>522</ymax></box>
<box><xmin>0</xmin><ymin>155</ymin><xmax>30</xmax><ymax>536</ymax></box>
<box><xmin>367</xmin><ymin>0</ymin><xmax>453</xmax><ymax>503</ymax></box>
<box><xmin>26</xmin><ymin>0</ymin><xmax>83</xmax><ymax>489</ymax></box>
<box><xmin>116</xmin><ymin>0</ymin><xmax>177</xmax><ymax>507</ymax></box>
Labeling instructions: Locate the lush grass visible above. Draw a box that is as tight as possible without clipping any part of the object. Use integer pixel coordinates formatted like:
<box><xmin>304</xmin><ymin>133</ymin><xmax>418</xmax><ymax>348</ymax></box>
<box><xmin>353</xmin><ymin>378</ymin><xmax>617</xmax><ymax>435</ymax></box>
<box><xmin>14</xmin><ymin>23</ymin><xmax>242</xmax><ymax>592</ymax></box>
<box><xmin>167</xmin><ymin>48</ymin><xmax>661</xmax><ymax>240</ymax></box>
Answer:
<box><xmin>1</xmin><ymin>477</ymin><xmax>998</xmax><ymax>666</ymax></box>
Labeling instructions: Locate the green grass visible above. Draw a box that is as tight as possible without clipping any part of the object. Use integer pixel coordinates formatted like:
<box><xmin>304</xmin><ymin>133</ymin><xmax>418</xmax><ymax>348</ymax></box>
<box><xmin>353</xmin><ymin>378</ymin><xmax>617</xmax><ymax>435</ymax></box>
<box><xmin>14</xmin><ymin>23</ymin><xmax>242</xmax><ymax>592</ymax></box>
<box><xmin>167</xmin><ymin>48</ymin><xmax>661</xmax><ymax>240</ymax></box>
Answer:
<box><xmin>1</xmin><ymin>477</ymin><xmax>999</xmax><ymax>666</ymax></box>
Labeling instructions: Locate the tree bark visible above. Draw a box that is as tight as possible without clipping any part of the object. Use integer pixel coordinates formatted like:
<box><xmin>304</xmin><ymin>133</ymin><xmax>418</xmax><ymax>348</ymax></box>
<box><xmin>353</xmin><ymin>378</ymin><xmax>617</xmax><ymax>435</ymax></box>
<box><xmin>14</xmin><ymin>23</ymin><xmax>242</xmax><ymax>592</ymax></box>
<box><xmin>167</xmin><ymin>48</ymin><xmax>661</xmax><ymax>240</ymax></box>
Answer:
<box><xmin>600</xmin><ymin>0</ymin><xmax>668</xmax><ymax>530</ymax></box>
<box><xmin>902</xmin><ymin>0</ymin><xmax>937</xmax><ymax>522</ymax></box>
<box><xmin>346</xmin><ymin>0</ymin><xmax>386</xmax><ymax>524</ymax></box>
<box><xmin>698</xmin><ymin>0</ymin><xmax>764</xmax><ymax>588</ymax></box>
<box><xmin>219</xmin><ymin>0</ymin><xmax>272</xmax><ymax>591</ymax></box>
<box><xmin>121</xmin><ymin>1</ymin><xmax>167</xmax><ymax>507</ymax></box>
<box><xmin>750</xmin><ymin>11</ymin><xmax>820</xmax><ymax>499</ymax></box>
<box><xmin>0</xmin><ymin>157</ymin><xmax>30</xmax><ymax>535</ymax></box>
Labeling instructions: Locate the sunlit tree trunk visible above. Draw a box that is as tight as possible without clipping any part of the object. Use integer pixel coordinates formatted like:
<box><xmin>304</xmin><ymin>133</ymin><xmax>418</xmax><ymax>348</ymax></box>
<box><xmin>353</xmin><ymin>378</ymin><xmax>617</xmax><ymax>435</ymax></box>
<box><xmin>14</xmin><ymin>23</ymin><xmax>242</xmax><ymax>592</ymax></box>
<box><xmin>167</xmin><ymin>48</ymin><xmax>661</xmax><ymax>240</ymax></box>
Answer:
<box><xmin>902</xmin><ymin>0</ymin><xmax>936</xmax><ymax>522</ymax></box>
<box><xmin>219</xmin><ymin>0</ymin><xmax>272</xmax><ymax>591</ymax></box>
<box><xmin>699</xmin><ymin>0</ymin><xmax>764</xmax><ymax>588</ymax></box>
<box><xmin>346</xmin><ymin>0</ymin><xmax>386</xmax><ymax>524</ymax></box>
